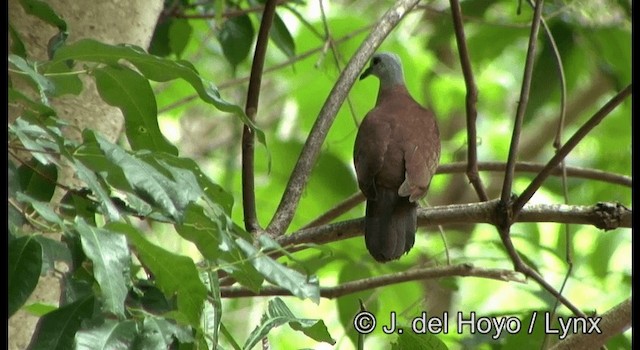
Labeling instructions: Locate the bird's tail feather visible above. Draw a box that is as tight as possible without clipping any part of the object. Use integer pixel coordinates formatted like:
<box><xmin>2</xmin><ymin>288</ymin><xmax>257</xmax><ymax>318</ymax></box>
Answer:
<box><xmin>365</xmin><ymin>188</ymin><xmax>417</xmax><ymax>262</ymax></box>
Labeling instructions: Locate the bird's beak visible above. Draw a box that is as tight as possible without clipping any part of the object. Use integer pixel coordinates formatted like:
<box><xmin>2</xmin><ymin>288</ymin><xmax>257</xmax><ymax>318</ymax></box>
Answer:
<box><xmin>360</xmin><ymin>66</ymin><xmax>373</xmax><ymax>80</ymax></box>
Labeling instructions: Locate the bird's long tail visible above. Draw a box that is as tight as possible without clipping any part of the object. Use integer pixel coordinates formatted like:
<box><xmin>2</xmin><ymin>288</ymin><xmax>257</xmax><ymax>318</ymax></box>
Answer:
<box><xmin>364</xmin><ymin>188</ymin><xmax>417</xmax><ymax>262</ymax></box>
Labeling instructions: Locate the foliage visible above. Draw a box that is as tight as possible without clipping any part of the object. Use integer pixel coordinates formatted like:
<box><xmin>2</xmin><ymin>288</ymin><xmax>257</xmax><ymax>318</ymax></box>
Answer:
<box><xmin>8</xmin><ymin>0</ymin><xmax>631</xmax><ymax>349</ymax></box>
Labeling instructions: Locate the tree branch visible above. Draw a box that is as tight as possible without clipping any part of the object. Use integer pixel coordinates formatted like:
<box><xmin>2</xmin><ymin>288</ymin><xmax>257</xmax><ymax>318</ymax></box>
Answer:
<box><xmin>513</xmin><ymin>84</ymin><xmax>632</xmax><ymax>216</ymax></box>
<box><xmin>449</xmin><ymin>0</ymin><xmax>488</xmax><ymax>202</ymax></box>
<box><xmin>241</xmin><ymin>0</ymin><xmax>278</xmax><ymax>232</ymax></box>
<box><xmin>500</xmin><ymin>0</ymin><xmax>545</xmax><ymax>210</ymax></box>
<box><xmin>298</xmin><ymin>161</ymin><xmax>630</xmax><ymax>232</ymax></box>
<box><xmin>549</xmin><ymin>297</ymin><xmax>631</xmax><ymax>350</ymax></box>
<box><xmin>219</xmin><ymin>264</ymin><xmax>525</xmax><ymax>298</ymax></box>
<box><xmin>266</xmin><ymin>0</ymin><xmax>422</xmax><ymax>236</ymax></box>
<box><xmin>278</xmin><ymin>200</ymin><xmax>631</xmax><ymax>249</ymax></box>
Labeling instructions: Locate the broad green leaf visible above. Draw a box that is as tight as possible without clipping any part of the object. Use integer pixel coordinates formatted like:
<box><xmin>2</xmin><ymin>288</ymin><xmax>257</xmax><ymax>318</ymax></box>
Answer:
<box><xmin>109</xmin><ymin>222</ymin><xmax>207</xmax><ymax>327</ymax></box>
<box><xmin>33</xmin><ymin>235</ymin><xmax>72</xmax><ymax>275</ymax></box>
<box><xmin>9</xmin><ymin>24</ymin><xmax>27</xmax><ymax>58</ymax></box>
<box><xmin>218</xmin><ymin>14</ymin><xmax>254</xmax><ymax>68</ymax></box>
<box><xmin>89</xmin><ymin>131</ymin><xmax>199</xmax><ymax>221</ymax></box>
<box><xmin>9</xmin><ymin>236</ymin><xmax>42</xmax><ymax>316</ymax></box>
<box><xmin>243</xmin><ymin>298</ymin><xmax>335</xmax><ymax>350</ymax></box>
<box><xmin>73</xmin><ymin>159</ymin><xmax>122</xmax><ymax>222</ymax></box>
<box><xmin>9</xmin><ymin>117</ymin><xmax>61</xmax><ymax>165</ymax></box>
<box><xmin>148</xmin><ymin>153</ymin><xmax>233</xmax><ymax>214</ymax></box>
<box><xmin>140</xmin><ymin>316</ymin><xmax>194</xmax><ymax>348</ymax></box>
<box><xmin>93</xmin><ymin>65</ymin><xmax>178</xmax><ymax>155</ymax></box>
<box><xmin>44</xmin><ymin>59</ymin><xmax>83</xmax><ymax>96</ymax></box>
<box><xmin>48</xmin><ymin>39</ymin><xmax>266</xmax><ymax>147</ymax></box>
<box><xmin>9</xmin><ymin>88</ymin><xmax>56</xmax><ymax>117</ymax></box>
<box><xmin>270</xmin><ymin>14</ymin><xmax>296</xmax><ymax>58</ymax></box>
<box><xmin>27</xmin><ymin>296</ymin><xmax>95</xmax><ymax>350</ymax></box>
<box><xmin>236</xmin><ymin>238</ymin><xmax>320</xmax><ymax>303</ymax></box>
<box><xmin>76</xmin><ymin>218</ymin><xmax>130</xmax><ymax>318</ymax></box>
<box><xmin>9</xmin><ymin>54</ymin><xmax>55</xmax><ymax>99</ymax></box>
<box><xmin>175</xmin><ymin>204</ymin><xmax>263</xmax><ymax>292</ymax></box>
<box><xmin>19</xmin><ymin>0</ymin><xmax>67</xmax><ymax>31</ymax></box>
<box><xmin>75</xmin><ymin>319</ymin><xmax>137</xmax><ymax>350</ymax></box>
<box><xmin>16</xmin><ymin>192</ymin><xmax>64</xmax><ymax>227</ymax></box>
<box><xmin>149</xmin><ymin>19</ymin><xmax>173</xmax><ymax>57</ymax></box>
<box><xmin>18</xmin><ymin>160</ymin><xmax>57</xmax><ymax>202</ymax></box>
<box><xmin>169</xmin><ymin>19</ymin><xmax>193</xmax><ymax>59</ymax></box>
<box><xmin>22</xmin><ymin>302</ymin><xmax>57</xmax><ymax>316</ymax></box>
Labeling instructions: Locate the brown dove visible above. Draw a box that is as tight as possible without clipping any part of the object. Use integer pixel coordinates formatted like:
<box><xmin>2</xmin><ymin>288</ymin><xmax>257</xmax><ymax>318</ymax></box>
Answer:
<box><xmin>354</xmin><ymin>52</ymin><xmax>441</xmax><ymax>262</ymax></box>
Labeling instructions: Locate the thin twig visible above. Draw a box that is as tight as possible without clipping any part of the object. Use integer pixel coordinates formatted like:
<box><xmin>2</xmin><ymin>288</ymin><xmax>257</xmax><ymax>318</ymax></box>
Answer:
<box><xmin>513</xmin><ymin>84</ymin><xmax>632</xmax><ymax>216</ymax></box>
<box><xmin>500</xmin><ymin>0</ymin><xmax>546</xmax><ymax>212</ymax></box>
<box><xmin>437</xmin><ymin>161</ymin><xmax>631</xmax><ymax>187</ymax></box>
<box><xmin>301</xmin><ymin>192</ymin><xmax>365</xmax><ymax>229</ymax></box>
<box><xmin>158</xmin><ymin>25</ymin><xmax>373</xmax><ymax>113</ymax></box>
<box><xmin>219</xmin><ymin>264</ymin><xmax>525</xmax><ymax>298</ymax></box>
<box><xmin>449</xmin><ymin>0</ymin><xmax>488</xmax><ymax>202</ymax></box>
<box><xmin>266</xmin><ymin>0</ymin><xmax>422</xmax><ymax>236</ymax></box>
<box><xmin>241</xmin><ymin>0</ymin><xmax>278</xmax><ymax>233</ymax></box>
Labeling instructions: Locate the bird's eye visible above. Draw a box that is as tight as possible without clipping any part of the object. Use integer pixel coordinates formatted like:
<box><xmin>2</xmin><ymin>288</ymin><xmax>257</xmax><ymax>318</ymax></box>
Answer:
<box><xmin>372</xmin><ymin>57</ymin><xmax>381</xmax><ymax>65</ymax></box>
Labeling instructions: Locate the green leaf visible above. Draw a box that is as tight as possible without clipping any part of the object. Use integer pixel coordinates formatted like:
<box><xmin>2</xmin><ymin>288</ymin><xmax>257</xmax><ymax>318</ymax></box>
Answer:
<box><xmin>76</xmin><ymin>218</ymin><xmax>130</xmax><ymax>318</ymax></box>
<box><xmin>149</xmin><ymin>153</ymin><xmax>233</xmax><ymax>214</ymax></box>
<box><xmin>9</xmin><ymin>88</ymin><xmax>56</xmax><ymax>117</ymax></box>
<box><xmin>243</xmin><ymin>298</ymin><xmax>335</xmax><ymax>350</ymax></box>
<box><xmin>22</xmin><ymin>302</ymin><xmax>58</xmax><ymax>317</ymax></box>
<box><xmin>9</xmin><ymin>24</ymin><xmax>27</xmax><ymax>58</ymax></box>
<box><xmin>236</xmin><ymin>238</ymin><xmax>320</xmax><ymax>303</ymax></box>
<box><xmin>218</xmin><ymin>14</ymin><xmax>255</xmax><ymax>68</ymax></box>
<box><xmin>140</xmin><ymin>316</ymin><xmax>194</xmax><ymax>348</ymax></box>
<box><xmin>27</xmin><ymin>296</ymin><xmax>95</xmax><ymax>350</ymax></box>
<box><xmin>109</xmin><ymin>222</ymin><xmax>207</xmax><ymax>327</ymax></box>
<box><xmin>18</xmin><ymin>160</ymin><xmax>57</xmax><ymax>202</ymax></box>
<box><xmin>33</xmin><ymin>235</ymin><xmax>72</xmax><ymax>275</ymax></box>
<box><xmin>9</xmin><ymin>236</ymin><xmax>43</xmax><ymax>317</ymax></box>
<box><xmin>89</xmin><ymin>131</ymin><xmax>199</xmax><ymax>221</ymax></box>
<box><xmin>73</xmin><ymin>159</ymin><xmax>122</xmax><ymax>222</ymax></box>
<box><xmin>169</xmin><ymin>19</ymin><xmax>193</xmax><ymax>59</ymax></box>
<box><xmin>9</xmin><ymin>54</ymin><xmax>55</xmax><ymax>101</ymax></box>
<box><xmin>16</xmin><ymin>192</ymin><xmax>64</xmax><ymax>227</ymax></box>
<box><xmin>270</xmin><ymin>14</ymin><xmax>296</xmax><ymax>58</ymax></box>
<box><xmin>75</xmin><ymin>319</ymin><xmax>138</xmax><ymax>350</ymax></box>
<box><xmin>45</xmin><ymin>59</ymin><xmax>83</xmax><ymax>96</ymax></box>
<box><xmin>19</xmin><ymin>0</ymin><xmax>67</xmax><ymax>31</ymax></box>
<box><xmin>93</xmin><ymin>65</ymin><xmax>178</xmax><ymax>155</ymax></box>
<box><xmin>175</xmin><ymin>204</ymin><xmax>263</xmax><ymax>292</ymax></box>
<box><xmin>51</xmin><ymin>39</ymin><xmax>267</xmax><ymax>147</ymax></box>
<box><xmin>9</xmin><ymin>116</ymin><xmax>63</xmax><ymax>165</ymax></box>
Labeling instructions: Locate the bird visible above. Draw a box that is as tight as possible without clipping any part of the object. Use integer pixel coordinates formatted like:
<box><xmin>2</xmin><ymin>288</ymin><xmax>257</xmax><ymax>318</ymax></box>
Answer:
<box><xmin>354</xmin><ymin>52</ymin><xmax>441</xmax><ymax>262</ymax></box>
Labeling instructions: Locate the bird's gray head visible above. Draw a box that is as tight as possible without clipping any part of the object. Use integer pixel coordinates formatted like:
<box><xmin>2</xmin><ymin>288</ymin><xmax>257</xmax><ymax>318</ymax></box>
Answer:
<box><xmin>360</xmin><ymin>52</ymin><xmax>405</xmax><ymax>86</ymax></box>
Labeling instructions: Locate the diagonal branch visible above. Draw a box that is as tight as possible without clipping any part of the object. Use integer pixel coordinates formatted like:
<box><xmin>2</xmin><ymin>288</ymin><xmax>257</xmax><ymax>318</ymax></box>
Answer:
<box><xmin>241</xmin><ymin>0</ymin><xmax>278</xmax><ymax>232</ymax></box>
<box><xmin>512</xmin><ymin>84</ymin><xmax>632</xmax><ymax>216</ymax></box>
<box><xmin>266</xmin><ymin>0</ymin><xmax>422</xmax><ymax>236</ymax></box>
<box><xmin>449</xmin><ymin>0</ymin><xmax>488</xmax><ymax>202</ymax></box>
<box><xmin>219</xmin><ymin>264</ymin><xmax>525</xmax><ymax>298</ymax></box>
<box><xmin>549</xmin><ymin>297</ymin><xmax>631</xmax><ymax>350</ymax></box>
<box><xmin>500</xmin><ymin>0</ymin><xmax>545</xmax><ymax>212</ymax></box>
